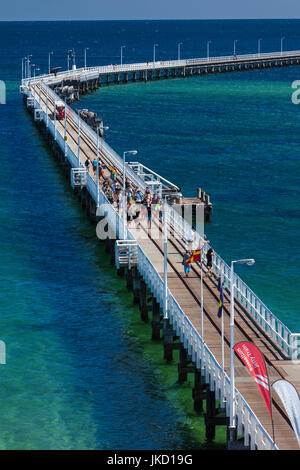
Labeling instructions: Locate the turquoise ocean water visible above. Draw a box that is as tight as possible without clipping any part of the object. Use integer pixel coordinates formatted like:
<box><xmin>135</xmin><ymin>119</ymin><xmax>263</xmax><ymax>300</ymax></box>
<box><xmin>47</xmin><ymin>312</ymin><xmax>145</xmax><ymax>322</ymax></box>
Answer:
<box><xmin>0</xmin><ymin>19</ymin><xmax>299</xmax><ymax>449</ymax></box>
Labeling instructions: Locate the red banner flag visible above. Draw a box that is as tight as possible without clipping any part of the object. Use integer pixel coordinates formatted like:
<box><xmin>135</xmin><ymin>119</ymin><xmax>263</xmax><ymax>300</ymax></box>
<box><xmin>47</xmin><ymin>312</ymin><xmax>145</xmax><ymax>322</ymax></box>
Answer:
<box><xmin>233</xmin><ymin>341</ymin><xmax>272</xmax><ymax>418</ymax></box>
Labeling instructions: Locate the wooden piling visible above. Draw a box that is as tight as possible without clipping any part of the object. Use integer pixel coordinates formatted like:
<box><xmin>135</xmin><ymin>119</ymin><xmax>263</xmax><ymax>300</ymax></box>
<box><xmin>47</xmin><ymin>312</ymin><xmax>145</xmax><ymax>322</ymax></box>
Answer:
<box><xmin>151</xmin><ymin>297</ymin><xmax>162</xmax><ymax>340</ymax></box>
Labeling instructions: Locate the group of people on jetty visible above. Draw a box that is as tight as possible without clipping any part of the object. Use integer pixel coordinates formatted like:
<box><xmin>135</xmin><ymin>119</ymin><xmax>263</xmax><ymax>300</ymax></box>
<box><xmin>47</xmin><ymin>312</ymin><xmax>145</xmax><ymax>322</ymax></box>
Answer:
<box><xmin>84</xmin><ymin>156</ymin><xmax>215</xmax><ymax>277</ymax></box>
<box><xmin>85</xmin><ymin>157</ymin><xmax>163</xmax><ymax>229</ymax></box>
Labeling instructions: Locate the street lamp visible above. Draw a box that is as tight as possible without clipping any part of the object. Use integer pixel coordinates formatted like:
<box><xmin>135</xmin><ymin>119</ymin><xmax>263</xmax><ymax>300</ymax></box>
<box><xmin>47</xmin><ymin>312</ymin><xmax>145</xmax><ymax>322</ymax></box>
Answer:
<box><xmin>31</xmin><ymin>64</ymin><xmax>36</xmax><ymax>100</ymax></box>
<box><xmin>229</xmin><ymin>258</ymin><xmax>255</xmax><ymax>443</ymax></box>
<box><xmin>233</xmin><ymin>40</ymin><xmax>238</xmax><ymax>57</ymax></box>
<box><xmin>96</xmin><ymin>123</ymin><xmax>109</xmax><ymax>208</ymax></box>
<box><xmin>27</xmin><ymin>54</ymin><xmax>32</xmax><ymax>78</ymax></box>
<box><xmin>72</xmin><ymin>49</ymin><xmax>76</xmax><ymax>70</ymax></box>
<box><xmin>178</xmin><ymin>42</ymin><xmax>183</xmax><ymax>61</ymax></box>
<box><xmin>207</xmin><ymin>40</ymin><xmax>211</xmax><ymax>61</ymax></box>
<box><xmin>120</xmin><ymin>45</ymin><xmax>126</xmax><ymax>65</ymax></box>
<box><xmin>77</xmin><ymin>112</ymin><xmax>81</xmax><ymax>165</ymax></box>
<box><xmin>163</xmin><ymin>196</ymin><xmax>168</xmax><ymax>325</ymax></box>
<box><xmin>67</xmin><ymin>50</ymin><xmax>73</xmax><ymax>70</ymax></box>
<box><xmin>22</xmin><ymin>57</ymin><xmax>26</xmax><ymax>80</ymax></box>
<box><xmin>153</xmin><ymin>44</ymin><xmax>158</xmax><ymax>64</ymax></box>
<box><xmin>258</xmin><ymin>38</ymin><xmax>262</xmax><ymax>56</ymax></box>
<box><xmin>48</xmin><ymin>51</ymin><xmax>53</xmax><ymax>74</ymax></box>
<box><xmin>122</xmin><ymin>150</ymin><xmax>138</xmax><ymax>239</ymax></box>
<box><xmin>84</xmin><ymin>48</ymin><xmax>89</xmax><ymax>68</ymax></box>
<box><xmin>281</xmin><ymin>36</ymin><xmax>285</xmax><ymax>55</ymax></box>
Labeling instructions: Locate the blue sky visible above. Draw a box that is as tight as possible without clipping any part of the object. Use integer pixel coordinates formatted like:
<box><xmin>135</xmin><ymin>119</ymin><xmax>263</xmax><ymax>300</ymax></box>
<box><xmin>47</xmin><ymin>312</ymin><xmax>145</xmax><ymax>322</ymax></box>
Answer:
<box><xmin>2</xmin><ymin>0</ymin><xmax>300</xmax><ymax>21</ymax></box>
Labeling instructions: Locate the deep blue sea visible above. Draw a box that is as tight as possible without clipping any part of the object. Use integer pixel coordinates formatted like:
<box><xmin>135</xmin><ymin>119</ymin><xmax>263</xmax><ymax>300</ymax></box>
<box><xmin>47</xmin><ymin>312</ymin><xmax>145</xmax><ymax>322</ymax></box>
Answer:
<box><xmin>0</xmin><ymin>19</ymin><xmax>299</xmax><ymax>450</ymax></box>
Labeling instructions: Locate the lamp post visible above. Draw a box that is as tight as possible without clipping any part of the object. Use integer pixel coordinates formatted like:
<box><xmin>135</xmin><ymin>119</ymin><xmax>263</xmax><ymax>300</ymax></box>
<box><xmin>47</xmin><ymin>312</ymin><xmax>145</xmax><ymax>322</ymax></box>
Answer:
<box><xmin>48</xmin><ymin>51</ymin><xmax>53</xmax><ymax>74</ymax></box>
<box><xmin>45</xmin><ymin>86</ymin><xmax>48</xmax><ymax>126</ymax></box>
<box><xmin>54</xmin><ymin>97</ymin><xmax>57</xmax><ymax>141</ymax></box>
<box><xmin>163</xmin><ymin>196</ymin><xmax>168</xmax><ymax>323</ymax></box>
<box><xmin>96</xmin><ymin>123</ymin><xmax>109</xmax><ymax>208</ymax></box>
<box><xmin>200</xmin><ymin>248</ymin><xmax>205</xmax><ymax>372</ymax></box>
<box><xmin>258</xmin><ymin>38</ymin><xmax>262</xmax><ymax>57</ymax></box>
<box><xmin>120</xmin><ymin>45</ymin><xmax>126</xmax><ymax>65</ymax></box>
<box><xmin>34</xmin><ymin>66</ymin><xmax>40</xmax><ymax>104</ymax></box>
<box><xmin>207</xmin><ymin>40</ymin><xmax>211</xmax><ymax>61</ymax></box>
<box><xmin>281</xmin><ymin>36</ymin><xmax>285</xmax><ymax>55</ymax></box>
<box><xmin>153</xmin><ymin>44</ymin><xmax>158</xmax><ymax>64</ymax></box>
<box><xmin>84</xmin><ymin>48</ymin><xmax>89</xmax><ymax>69</ymax></box>
<box><xmin>178</xmin><ymin>42</ymin><xmax>183</xmax><ymax>61</ymax></box>
<box><xmin>31</xmin><ymin>64</ymin><xmax>36</xmax><ymax>100</ymax></box>
<box><xmin>67</xmin><ymin>50</ymin><xmax>72</xmax><ymax>70</ymax></box>
<box><xmin>64</xmin><ymin>102</ymin><xmax>67</xmax><ymax>156</ymax></box>
<box><xmin>122</xmin><ymin>150</ymin><xmax>138</xmax><ymax>239</ymax></box>
<box><xmin>22</xmin><ymin>57</ymin><xmax>25</xmax><ymax>80</ymax></box>
<box><xmin>77</xmin><ymin>112</ymin><xmax>81</xmax><ymax>166</ymax></box>
<box><xmin>72</xmin><ymin>49</ymin><xmax>76</xmax><ymax>70</ymax></box>
<box><xmin>233</xmin><ymin>40</ymin><xmax>238</xmax><ymax>57</ymax></box>
<box><xmin>229</xmin><ymin>258</ymin><xmax>255</xmax><ymax>443</ymax></box>
<box><xmin>27</xmin><ymin>55</ymin><xmax>32</xmax><ymax>78</ymax></box>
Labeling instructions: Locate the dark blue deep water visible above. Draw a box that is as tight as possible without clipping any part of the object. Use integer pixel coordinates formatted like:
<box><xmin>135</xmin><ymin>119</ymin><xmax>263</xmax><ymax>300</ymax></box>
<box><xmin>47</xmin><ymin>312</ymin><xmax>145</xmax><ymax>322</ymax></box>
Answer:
<box><xmin>0</xmin><ymin>19</ymin><xmax>299</xmax><ymax>449</ymax></box>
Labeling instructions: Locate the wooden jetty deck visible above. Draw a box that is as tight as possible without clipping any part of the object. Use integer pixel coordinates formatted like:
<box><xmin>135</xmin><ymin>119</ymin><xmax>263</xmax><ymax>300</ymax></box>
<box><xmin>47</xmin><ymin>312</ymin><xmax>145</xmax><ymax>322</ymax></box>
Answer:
<box><xmin>20</xmin><ymin>56</ymin><xmax>300</xmax><ymax>450</ymax></box>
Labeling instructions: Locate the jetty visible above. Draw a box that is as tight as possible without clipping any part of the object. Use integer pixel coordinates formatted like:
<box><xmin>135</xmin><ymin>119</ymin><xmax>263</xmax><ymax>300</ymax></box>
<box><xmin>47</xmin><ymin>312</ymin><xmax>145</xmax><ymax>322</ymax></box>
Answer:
<box><xmin>20</xmin><ymin>49</ymin><xmax>300</xmax><ymax>450</ymax></box>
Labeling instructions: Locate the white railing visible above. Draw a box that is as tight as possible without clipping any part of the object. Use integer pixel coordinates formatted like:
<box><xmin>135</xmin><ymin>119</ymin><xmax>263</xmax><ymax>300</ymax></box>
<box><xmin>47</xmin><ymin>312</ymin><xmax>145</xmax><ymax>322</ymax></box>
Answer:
<box><xmin>128</xmin><ymin>161</ymin><xmax>181</xmax><ymax>194</ymax></box>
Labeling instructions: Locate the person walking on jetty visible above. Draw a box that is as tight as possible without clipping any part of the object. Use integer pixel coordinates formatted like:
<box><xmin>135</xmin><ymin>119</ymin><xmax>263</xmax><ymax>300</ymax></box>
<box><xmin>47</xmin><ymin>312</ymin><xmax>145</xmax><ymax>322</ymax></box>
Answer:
<box><xmin>183</xmin><ymin>250</ymin><xmax>192</xmax><ymax>277</ymax></box>
<box><xmin>92</xmin><ymin>158</ymin><xmax>97</xmax><ymax>176</ymax></box>
<box><xmin>84</xmin><ymin>158</ymin><xmax>90</xmax><ymax>172</ymax></box>
<box><xmin>147</xmin><ymin>202</ymin><xmax>152</xmax><ymax>230</ymax></box>
<box><xmin>205</xmin><ymin>247</ymin><xmax>214</xmax><ymax>278</ymax></box>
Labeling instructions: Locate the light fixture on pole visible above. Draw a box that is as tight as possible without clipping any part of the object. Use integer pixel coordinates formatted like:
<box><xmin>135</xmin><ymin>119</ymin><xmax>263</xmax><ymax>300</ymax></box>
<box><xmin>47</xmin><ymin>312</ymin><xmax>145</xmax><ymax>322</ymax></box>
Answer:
<box><xmin>200</xmin><ymin>248</ymin><xmax>205</xmax><ymax>372</ymax></box>
<box><xmin>64</xmin><ymin>103</ymin><xmax>67</xmax><ymax>156</ymax></box>
<box><xmin>84</xmin><ymin>48</ymin><xmax>89</xmax><ymax>69</ymax></box>
<box><xmin>36</xmin><ymin>68</ymin><xmax>41</xmax><ymax>104</ymax></box>
<box><xmin>31</xmin><ymin>64</ymin><xmax>36</xmax><ymax>100</ymax></box>
<box><xmin>67</xmin><ymin>50</ymin><xmax>72</xmax><ymax>70</ymax></box>
<box><xmin>281</xmin><ymin>36</ymin><xmax>285</xmax><ymax>55</ymax></box>
<box><xmin>72</xmin><ymin>49</ymin><xmax>76</xmax><ymax>70</ymax></box>
<box><xmin>233</xmin><ymin>40</ymin><xmax>238</xmax><ymax>56</ymax></box>
<box><xmin>229</xmin><ymin>257</ymin><xmax>255</xmax><ymax>443</ymax></box>
<box><xmin>178</xmin><ymin>42</ymin><xmax>183</xmax><ymax>61</ymax></box>
<box><xmin>96</xmin><ymin>123</ymin><xmax>109</xmax><ymax>208</ymax></box>
<box><xmin>48</xmin><ymin>51</ymin><xmax>53</xmax><ymax>74</ymax></box>
<box><xmin>77</xmin><ymin>112</ymin><xmax>81</xmax><ymax>166</ymax></box>
<box><xmin>46</xmin><ymin>87</ymin><xmax>49</xmax><ymax>128</ymax></box>
<box><xmin>163</xmin><ymin>197</ymin><xmax>168</xmax><ymax>324</ymax></box>
<box><xmin>122</xmin><ymin>150</ymin><xmax>138</xmax><ymax>239</ymax></box>
<box><xmin>120</xmin><ymin>45</ymin><xmax>126</xmax><ymax>65</ymax></box>
<box><xmin>258</xmin><ymin>38</ymin><xmax>262</xmax><ymax>56</ymax></box>
<box><xmin>153</xmin><ymin>44</ymin><xmax>158</xmax><ymax>64</ymax></box>
<box><xmin>207</xmin><ymin>40</ymin><xmax>211</xmax><ymax>61</ymax></box>
<box><xmin>22</xmin><ymin>57</ymin><xmax>25</xmax><ymax>80</ymax></box>
<box><xmin>54</xmin><ymin>98</ymin><xmax>57</xmax><ymax>141</ymax></box>
<box><xmin>27</xmin><ymin>54</ymin><xmax>32</xmax><ymax>78</ymax></box>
